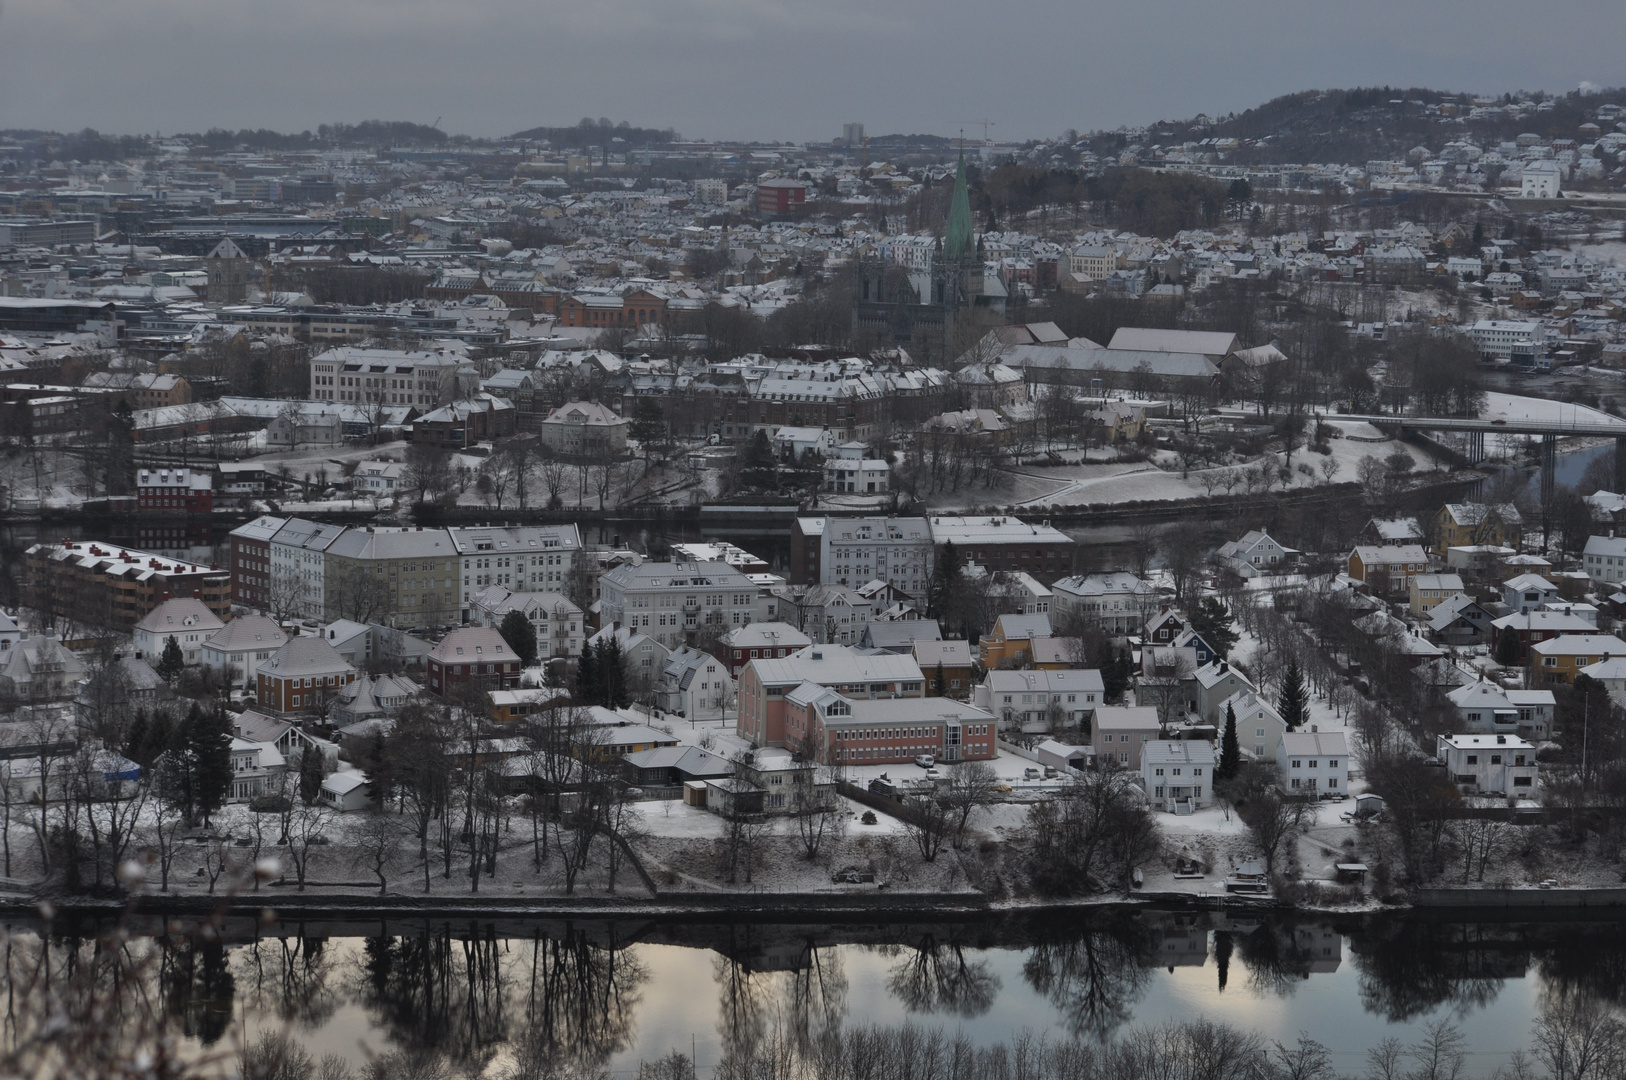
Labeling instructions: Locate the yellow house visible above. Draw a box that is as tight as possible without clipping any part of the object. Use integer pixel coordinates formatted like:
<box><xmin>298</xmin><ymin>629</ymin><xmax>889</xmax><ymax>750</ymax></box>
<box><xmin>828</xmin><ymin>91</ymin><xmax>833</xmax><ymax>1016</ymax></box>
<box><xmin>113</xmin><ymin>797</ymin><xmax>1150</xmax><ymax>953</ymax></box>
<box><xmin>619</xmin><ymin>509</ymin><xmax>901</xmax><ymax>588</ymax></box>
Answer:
<box><xmin>1409</xmin><ymin>573</ymin><xmax>1465</xmax><ymax>614</ymax></box>
<box><xmin>980</xmin><ymin>613</ymin><xmax>1052</xmax><ymax>669</ymax></box>
<box><xmin>1531</xmin><ymin>633</ymin><xmax>1626</xmax><ymax>684</ymax></box>
<box><xmin>1434</xmin><ymin>503</ymin><xmax>1522</xmax><ymax>556</ymax></box>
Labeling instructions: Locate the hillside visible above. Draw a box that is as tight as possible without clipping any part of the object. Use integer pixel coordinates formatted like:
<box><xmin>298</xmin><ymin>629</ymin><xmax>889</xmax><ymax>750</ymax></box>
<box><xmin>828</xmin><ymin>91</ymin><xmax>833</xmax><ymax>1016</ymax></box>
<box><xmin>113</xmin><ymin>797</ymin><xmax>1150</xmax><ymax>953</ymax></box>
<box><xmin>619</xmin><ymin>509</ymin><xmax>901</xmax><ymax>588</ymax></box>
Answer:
<box><xmin>1087</xmin><ymin>86</ymin><xmax>1626</xmax><ymax>165</ymax></box>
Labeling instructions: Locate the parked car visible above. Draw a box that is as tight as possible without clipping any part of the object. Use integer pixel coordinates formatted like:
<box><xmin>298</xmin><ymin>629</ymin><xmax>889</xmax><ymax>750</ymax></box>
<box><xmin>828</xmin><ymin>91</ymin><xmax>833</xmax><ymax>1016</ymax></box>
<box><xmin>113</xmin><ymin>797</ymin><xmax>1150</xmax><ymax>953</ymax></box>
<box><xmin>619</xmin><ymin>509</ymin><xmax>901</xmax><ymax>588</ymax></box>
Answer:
<box><xmin>914</xmin><ymin>754</ymin><xmax>935</xmax><ymax>769</ymax></box>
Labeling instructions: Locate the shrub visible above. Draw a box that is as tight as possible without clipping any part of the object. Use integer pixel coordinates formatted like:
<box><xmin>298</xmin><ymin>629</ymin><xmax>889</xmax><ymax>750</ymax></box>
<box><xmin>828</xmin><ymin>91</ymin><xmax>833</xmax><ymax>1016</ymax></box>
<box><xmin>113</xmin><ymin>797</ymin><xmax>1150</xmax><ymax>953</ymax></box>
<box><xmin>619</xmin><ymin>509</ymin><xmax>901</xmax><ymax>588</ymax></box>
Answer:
<box><xmin>861</xmin><ymin>811</ymin><xmax>878</xmax><ymax>826</ymax></box>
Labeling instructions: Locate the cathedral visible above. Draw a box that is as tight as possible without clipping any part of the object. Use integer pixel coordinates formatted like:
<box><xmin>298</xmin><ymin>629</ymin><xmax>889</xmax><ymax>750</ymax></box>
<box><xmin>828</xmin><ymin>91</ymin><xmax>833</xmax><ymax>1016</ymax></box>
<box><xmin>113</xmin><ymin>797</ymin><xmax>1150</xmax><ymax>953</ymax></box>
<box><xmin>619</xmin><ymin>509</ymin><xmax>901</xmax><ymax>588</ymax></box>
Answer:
<box><xmin>851</xmin><ymin>151</ymin><xmax>1006</xmax><ymax>363</ymax></box>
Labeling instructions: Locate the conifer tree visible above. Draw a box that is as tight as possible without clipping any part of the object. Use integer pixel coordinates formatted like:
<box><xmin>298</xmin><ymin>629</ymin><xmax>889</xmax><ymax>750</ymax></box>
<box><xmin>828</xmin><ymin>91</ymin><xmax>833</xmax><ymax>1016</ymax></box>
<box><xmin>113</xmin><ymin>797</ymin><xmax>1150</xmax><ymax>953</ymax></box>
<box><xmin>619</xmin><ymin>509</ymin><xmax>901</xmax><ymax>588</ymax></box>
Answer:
<box><xmin>1493</xmin><ymin>627</ymin><xmax>1521</xmax><ymax>667</ymax></box>
<box><xmin>927</xmin><ymin>541</ymin><xmax>962</xmax><ymax>622</ymax></box>
<box><xmin>156</xmin><ymin>634</ymin><xmax>185</xmax><ymax>682</ymax></box>
<box><xmin>933</xmin><ymin>661</ymin><xmax>947</xmax><ymax>697</ymax></box>
<box><xmin>1218</xmin><ymin>704</ymin><xmax>1241</xmax><ymax>781</ymax></box>
<box><xmin>1279</xmin><ymin>655</ymin><xmax>1308</xmax><ymax>732</ymax></box>
<box><xmin>298</xmin><ymin>744</ymin><xmax>326</xmax><ymax>806</ymax></box>
<box><xmin>1189</xmin><ymin>597</ymin><xmax>1238</xmax><ymax>660</ymax></box>
<box><xmin>574</xmin><ymin>641</ymin><xmax>598</xmax><ymax>705</ymax></box>
<box><xmin>499</xmin><ymin>609</ymin><xmax>539</xmax><ymax>668</ymax></box>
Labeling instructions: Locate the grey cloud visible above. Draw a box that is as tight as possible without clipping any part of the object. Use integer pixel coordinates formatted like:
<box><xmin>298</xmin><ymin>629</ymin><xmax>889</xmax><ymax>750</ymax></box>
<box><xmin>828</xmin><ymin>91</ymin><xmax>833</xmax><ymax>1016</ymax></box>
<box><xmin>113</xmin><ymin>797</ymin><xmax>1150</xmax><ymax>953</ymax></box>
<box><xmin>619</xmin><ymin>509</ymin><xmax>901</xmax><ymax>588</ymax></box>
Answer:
<box><xmin>1</xmin><ymin>0</ymin><xmax>1622</xmax><ymax>141</ymax></box>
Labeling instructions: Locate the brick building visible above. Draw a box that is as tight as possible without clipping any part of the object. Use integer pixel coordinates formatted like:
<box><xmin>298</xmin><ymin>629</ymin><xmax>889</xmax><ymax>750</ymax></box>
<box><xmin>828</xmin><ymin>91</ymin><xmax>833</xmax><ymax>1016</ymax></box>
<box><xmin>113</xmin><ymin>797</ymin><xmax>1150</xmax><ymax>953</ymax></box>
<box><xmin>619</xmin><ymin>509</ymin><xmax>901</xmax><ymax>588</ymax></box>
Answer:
<box><xmin>25</xmin><ymin>540</ymin><xmax>230</xmax><ymax>631</ymax></box>
<box><xmin>426</xmin><ymin>627</ymin><xmax>523</xmax><ymax>696</ymax></box>
<box><xmin>137</xmin><ymin>468</ymin><xmax>214</xmax><ymax>513</ymax></box>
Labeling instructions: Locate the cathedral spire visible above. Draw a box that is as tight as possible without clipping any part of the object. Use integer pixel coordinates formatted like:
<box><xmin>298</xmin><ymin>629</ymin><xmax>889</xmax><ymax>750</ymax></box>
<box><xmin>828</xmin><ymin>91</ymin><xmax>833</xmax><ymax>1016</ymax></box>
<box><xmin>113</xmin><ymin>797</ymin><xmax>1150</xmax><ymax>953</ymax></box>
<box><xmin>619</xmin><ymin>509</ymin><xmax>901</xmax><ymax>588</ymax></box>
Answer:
<box><xmin>943</xmin><ymin>149</ymin><xmax>974</xmax><ymax>264</ymax></box>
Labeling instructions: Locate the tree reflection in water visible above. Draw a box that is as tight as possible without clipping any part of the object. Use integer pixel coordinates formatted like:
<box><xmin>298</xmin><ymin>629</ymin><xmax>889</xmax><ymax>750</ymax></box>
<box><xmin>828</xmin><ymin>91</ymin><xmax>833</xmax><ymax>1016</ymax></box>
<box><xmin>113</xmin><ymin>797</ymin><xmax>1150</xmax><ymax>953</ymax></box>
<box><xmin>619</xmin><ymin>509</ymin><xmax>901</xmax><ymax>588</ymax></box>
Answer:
<box><xmin>234</xmin><ymin>926</ymin><xmax>338</xmax><ymax>1030</ymax></box>
<box><xmin>1233</xmin><ymin>922</ymin><xmax>1316</xmax><ymax>997</ymax></box>
<box><xmin>511</xmin><ymin>923</ymin><xmax>647</xmax><ymax>1071</ymax></box>
<box><xmin>1536</xmin><ymin>920</ymin><xmax>1626</xmax><ymax>1010</ymax></box>
<box><xmin>355</xmin><ymin>920</ymin><xmax>515</xmax><ymax>1070</ymax></box>
<box><xmin>713</xmin><ymin>926</ymin><xmax>848</xmax><ymax>1063</ymax></box>
<box><xmin>1020</xmin><ymin>919</ymin><xmax>1156</xmax><ymax>1042</ymax></box>
<box><xmin>1349</xmin><ymin>919</ymin><xmax>1514</xmax><ymax>1022</ymax></box>
<box><xmin>884</xmin><ymin>931</ymin><xmax>1000</xmax><ymax>1018</ymax></box>
<box><xmin>158</xmin><ymin>935</ymin><xmax>236</xmax><ymax>1048</ymax></box>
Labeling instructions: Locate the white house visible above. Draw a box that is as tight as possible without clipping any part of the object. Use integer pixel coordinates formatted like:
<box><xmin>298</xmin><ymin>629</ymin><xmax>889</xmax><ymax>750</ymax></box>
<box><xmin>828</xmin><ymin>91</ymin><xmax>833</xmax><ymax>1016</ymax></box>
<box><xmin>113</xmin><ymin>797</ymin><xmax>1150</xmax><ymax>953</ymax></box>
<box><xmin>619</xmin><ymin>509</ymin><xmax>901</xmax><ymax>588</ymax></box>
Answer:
<box><xmin>132</xmin><ymin>598</ymin><xmax>227</xmax><ymax>666</ymax></box>
<box><xmin>228</xmin><ymin>738</ymin><xmax>286</xmax><ymax>802</ymax></box>
<box><xmin>1446</xmin><ymin>681</ymin><xmax>1555</xmax><ymax>740</ymax></box>
<box><xmin>354</xmin><ymin>460</ymin><xmax>407</xmax><ymax>496</ymax></box>
<box><xmin>1503</xmin><ymin>573</ymin><xmax>1559</xmax><ymax>614</ymax></box>
<box><xmin>660</xmin><ymin>645</ymin><xmax>734</xmax><ymax>722</ymax></box>
<box><xmin>1215</xmin><ymin>530</ymin><xmax>1298</xmax><ymax>578</ymax></box>
<box><xmin>320</xmin><ymin>770</ymin><xmax>373</xmax><ymax>812</ymax></box>
<box><xmin>1219</xmin><ymin>689</ymin><xmax>1287</xmax><ymax>760</ymax></box>
<box><xmin>823</xmin><ymin>457</ymin><xmax>891</xmax><ymax>494</ymax></box>
<box><xmin>1436</xmin><ymin>733</ymin><xmax>1537</xmax><ymax>796</ymax></box>
<box><xmin>1521</xmin><ymin>159</ymin><xmax>1561</xmax><ymax>198</ymax></box>
<box><xmin>1275</xmin><ymin>731</ymin><xmax>1349</xmax><ymax>796</ymax></box>
<box><xmin>1049</xmin><ymin>572</ymin><xmax>1158</xmax><ymax>633</ymax></box>
<box><xmin>1142</xmin><ymin>740</ymin><xmax>1215</xmax><ymax>813</ymax></box>
<box><xmin>1582</xmin><ymin>535</ymin><xmax>1626</xmax><ymax>586</ymax></box>
<box><xmin>201</xmin><ymin>615</ymin><xmax>288</xmax><ymax>689</ymax></box>
<box><xmin>1580</xmin><ymin>655</ymin><xmax>1626</xmax><ymax>708</ymax></box>
<box><xmin>467</xmin><ymin>586</ymin><xmax>585</xmax><ymax>659</ymax></box>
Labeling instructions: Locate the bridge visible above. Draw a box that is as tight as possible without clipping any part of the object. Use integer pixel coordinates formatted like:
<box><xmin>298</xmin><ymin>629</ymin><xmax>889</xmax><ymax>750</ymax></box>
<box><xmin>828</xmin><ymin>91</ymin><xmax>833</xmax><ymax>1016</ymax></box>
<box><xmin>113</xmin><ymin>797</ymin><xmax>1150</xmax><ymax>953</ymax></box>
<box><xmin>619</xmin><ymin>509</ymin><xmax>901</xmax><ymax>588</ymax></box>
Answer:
<box><xmin>1333</xmin><ymin>412</ymin><xmax>1626</xmax><ymax>500</ymax></box>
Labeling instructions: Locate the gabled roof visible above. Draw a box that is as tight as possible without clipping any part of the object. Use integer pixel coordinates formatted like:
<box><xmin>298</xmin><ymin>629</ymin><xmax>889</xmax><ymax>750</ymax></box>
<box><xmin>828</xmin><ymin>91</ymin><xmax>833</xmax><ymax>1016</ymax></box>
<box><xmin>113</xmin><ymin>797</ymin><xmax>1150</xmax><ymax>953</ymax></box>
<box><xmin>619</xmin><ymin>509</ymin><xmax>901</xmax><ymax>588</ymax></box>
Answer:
<box><xmin>1278</xmin><ymin>731</ymin><xmax>1350</xmax><ymax>757</ymax></box>
<box><xmin>1107</xmin><ymin>327</ymin><xmax>1236</xmax><ymax>357</ymax></box>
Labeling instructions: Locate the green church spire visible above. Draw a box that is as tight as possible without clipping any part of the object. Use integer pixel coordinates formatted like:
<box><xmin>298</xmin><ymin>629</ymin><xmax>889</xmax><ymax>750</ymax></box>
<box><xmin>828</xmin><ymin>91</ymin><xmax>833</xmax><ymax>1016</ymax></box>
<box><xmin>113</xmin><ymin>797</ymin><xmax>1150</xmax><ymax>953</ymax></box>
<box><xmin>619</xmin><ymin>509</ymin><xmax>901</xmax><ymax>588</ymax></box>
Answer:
<box><xmin>943</xmin><ymin>150</ymin><xmax>974</xmax><ymax>263</ymax></box>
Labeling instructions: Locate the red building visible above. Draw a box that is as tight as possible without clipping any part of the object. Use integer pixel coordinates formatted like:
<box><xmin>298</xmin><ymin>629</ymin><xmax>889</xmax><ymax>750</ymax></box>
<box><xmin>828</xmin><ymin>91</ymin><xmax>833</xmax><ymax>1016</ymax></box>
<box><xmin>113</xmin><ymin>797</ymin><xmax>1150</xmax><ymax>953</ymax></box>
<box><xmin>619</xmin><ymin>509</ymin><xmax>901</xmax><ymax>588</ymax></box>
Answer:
<box><xmin>228</xmin><ymin>514</ymin><xmax>287</xmax><ymax>610</ymax></box>
<box><xmin>756</xmin><ymin>179</ymin><xmax>808</xmax><ymax>216</ymax></box>
<box><xmin>137</xmin><ymin>467</ymin><xmax>213</xmax><ymax>513</ymax></box>
<box><xmin>427</xmin><ymin>627</ymin><xmax>523</xmax><ymax>696</ymax></box>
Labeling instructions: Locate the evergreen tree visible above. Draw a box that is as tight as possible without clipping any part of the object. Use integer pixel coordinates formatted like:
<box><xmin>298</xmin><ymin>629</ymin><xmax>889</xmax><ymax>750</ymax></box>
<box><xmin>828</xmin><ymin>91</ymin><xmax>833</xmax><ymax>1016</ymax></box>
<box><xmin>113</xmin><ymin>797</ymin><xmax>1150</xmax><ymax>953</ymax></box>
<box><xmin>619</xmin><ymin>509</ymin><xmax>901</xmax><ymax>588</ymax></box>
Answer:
<box><xmin>739</xmin><ymin>429</ymin><xmax>778</xmax><ymax>489</ymax></box>
<box><xmin>1471</xmin><ymin>221</ymin><xmax>1485</xmax><ymax>249</ymax></box>
<box><xmin>165</xmin><ymin>704</ymin><xmax>232</xmax><ymax>826</ymax></box>
<box><xmin>1493</xmin><ymin>627</ymin><xmax>1521</xmax><ymax>667</ymax></box>
<box><xmin>298</xmin><ymin>745</ymin><xmax>326</xmax><ymax>806</ymax></box>
<box><xmin>156</xmin><ymin>634</ymin><xmax>185</xmax><ymax>682</ymax></box>
<box><xmin>926</xmin><ymin>541</ymin><xmax>962</xmax><ymax>621</ymax></box>
<box><xmin>629</xmin><ymin>398</ymin><xmax>666</xmax><ymax>458</ymax></box>
<box><xmin>499</xmin><ymin>609</ymin><xmax>539</xmax><ymax>668</ymax></box>
<box><xmin>195</xmin><ymin>707</ymin><xmax>232</xmax><ymax>825</ymax></box>
<box><xmin>933</xmin><ymin>661</ymin><xmax>947</xmax><ymax>697</ymax></box>
<box><xmin>1096</xmin><ymin>638</ymin><xmax>1129</xmax><ymax>703</ymax></box>
<box><xmin>1279</xmin><ymin>655</ymin><xmax>1308</xmax><ymax>732</ymax></box>
<box><xmin>1218</xmin><ymin>704</ymin><xmax>1241</xmax><ymax>781</ymax></box>
<box><xmin>598</xmin><ymin>635</ymin><xmax>629</xmax><ymax>708</ymax></box>
<box><xmin>574</xmin><ymin>641</ymin><xmax>598</xmax><ymax>706</ymax></box>
<box><xmin>1189</xmin><ymin>597</ymin><xmax>1238</xmax><ymax>660</ymax></box>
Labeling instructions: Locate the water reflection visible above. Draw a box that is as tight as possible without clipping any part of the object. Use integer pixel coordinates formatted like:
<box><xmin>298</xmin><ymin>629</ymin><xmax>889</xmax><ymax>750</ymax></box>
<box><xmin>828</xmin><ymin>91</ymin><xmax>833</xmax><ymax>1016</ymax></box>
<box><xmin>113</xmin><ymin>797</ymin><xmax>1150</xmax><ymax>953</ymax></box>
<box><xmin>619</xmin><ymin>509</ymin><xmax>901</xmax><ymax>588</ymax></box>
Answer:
<box><xmin>1349</xmin><ymin>919</ymin><xmax>1517</xmax><ymax>1022</ymax></box>
<box><xmin>1020</xmin><ymin>917</ymin><xmax>1155</xmax><ymax>1041</ymax></box>
<box><xmin>885</xmin><ymin>930</ymin><xmax>1001</xmax><ymax>1018</ymax></box>
<box><xmin>5</xmin><ymin>908</ymin><xmax>1626</xmax><ymax>1074</ymax></box>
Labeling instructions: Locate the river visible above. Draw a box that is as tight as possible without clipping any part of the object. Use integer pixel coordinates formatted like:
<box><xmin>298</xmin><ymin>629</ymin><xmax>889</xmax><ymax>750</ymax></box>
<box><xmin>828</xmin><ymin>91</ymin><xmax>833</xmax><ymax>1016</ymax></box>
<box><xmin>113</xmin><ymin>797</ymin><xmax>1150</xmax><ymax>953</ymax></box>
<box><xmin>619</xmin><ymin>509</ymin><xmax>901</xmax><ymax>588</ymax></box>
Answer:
<box><xmin>9</xmin><ymin>908</ymin><xmax>1624</xmax><ymax>1078</ymax></box>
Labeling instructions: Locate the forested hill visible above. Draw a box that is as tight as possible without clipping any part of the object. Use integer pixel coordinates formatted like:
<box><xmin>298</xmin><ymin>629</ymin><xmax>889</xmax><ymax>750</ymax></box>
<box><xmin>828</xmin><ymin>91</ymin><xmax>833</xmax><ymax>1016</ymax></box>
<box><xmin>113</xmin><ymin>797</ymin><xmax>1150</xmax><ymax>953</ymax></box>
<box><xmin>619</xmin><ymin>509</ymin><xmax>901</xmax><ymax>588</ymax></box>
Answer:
<box><xmin>1096</xmin><ymin>86</ymin><xmax>1626</xmax><ymax>165</ymax></box>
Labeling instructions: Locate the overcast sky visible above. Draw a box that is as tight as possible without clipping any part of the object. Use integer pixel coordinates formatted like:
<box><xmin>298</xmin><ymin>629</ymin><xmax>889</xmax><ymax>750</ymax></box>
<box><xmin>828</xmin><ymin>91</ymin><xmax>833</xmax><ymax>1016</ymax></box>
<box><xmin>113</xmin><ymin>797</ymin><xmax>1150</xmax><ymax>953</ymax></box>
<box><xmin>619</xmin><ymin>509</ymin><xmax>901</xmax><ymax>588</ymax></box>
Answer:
<box><xmin>2</xmin><ymin>0</ymin><xmax>1623</xmax><ymax>143</ymax></box>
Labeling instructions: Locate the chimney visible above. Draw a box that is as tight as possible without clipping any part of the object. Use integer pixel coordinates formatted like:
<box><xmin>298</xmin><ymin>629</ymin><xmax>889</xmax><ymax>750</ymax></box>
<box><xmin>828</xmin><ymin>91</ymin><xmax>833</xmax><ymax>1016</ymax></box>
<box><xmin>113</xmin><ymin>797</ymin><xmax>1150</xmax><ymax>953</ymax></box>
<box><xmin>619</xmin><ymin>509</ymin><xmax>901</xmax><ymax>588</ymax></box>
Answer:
<box><xmin>193</xmin><ymin>590</ymin><xmax>200</xmax><ymax>599</ymax></box>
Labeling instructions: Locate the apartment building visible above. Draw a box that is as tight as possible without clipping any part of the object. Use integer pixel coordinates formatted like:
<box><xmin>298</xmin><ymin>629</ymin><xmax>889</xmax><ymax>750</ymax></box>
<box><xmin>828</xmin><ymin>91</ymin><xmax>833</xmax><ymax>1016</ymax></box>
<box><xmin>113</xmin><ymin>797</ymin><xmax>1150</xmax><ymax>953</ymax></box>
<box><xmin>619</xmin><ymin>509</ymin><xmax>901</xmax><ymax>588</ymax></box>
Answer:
<box><xmin>466</xmin><ymin>585</ymin><xmax>584</xmax><ymax>660</ymax></box>
<box><xmin>802</xmin><ymin>515</ymin><xmax>933</xmax><ymax>594</ymax></box>
<box><xmin>598</xmin><ymin>559</ymin><xmax>769</xmax><ymax>649</ymax></box>
<box><xmin>928</xmin><ymin>515</ymin><xmax>1076</xmax><ymax>584</ymax></box>
<box><xmin>323</xmin><ymin>526</ymin><xmax>462</xmax><ymax>628</ymax></box>
<box><xmin>1049</xmin><ymin>572</ymin><xmax>1159</xmax><ymax>633</ymax></box>
<box><xmin>228</xmin><ymin>514</ymin><xmax>287</xmax><ymax>609</ymax></box>
<box><xmin>308</xmin><ymin>345</ymin><xmax>470</xmax><ymax>408</ymax></box>
<box><xmin>136</xmin><ymin>468</ymin><xmax>213</xmax><ymax>513</ymax></box>
<box><xmin>268</xmin><ymin>517</ymin><xmax>347</xmax><ymax>620</ymax></box>
<box><xmin>25</xmin><ymin>540</ymin><xmax>230</xmax><ymax>631</ymax></box>
<box><xmin>446</xmin><ymin>524</ymin><xmax>581</xmax><ymax>622</ymax></box>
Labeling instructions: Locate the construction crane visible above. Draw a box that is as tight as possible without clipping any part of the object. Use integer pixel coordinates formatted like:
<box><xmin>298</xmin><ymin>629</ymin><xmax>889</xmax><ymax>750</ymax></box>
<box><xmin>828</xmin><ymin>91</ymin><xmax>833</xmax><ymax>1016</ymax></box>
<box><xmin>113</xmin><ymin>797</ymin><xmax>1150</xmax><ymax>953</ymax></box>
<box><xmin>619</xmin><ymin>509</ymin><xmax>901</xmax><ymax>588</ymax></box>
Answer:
<box><xmin>951</xmin><ymin>119</ymin><xmax>996</xmax><ymax>146</ymax></box>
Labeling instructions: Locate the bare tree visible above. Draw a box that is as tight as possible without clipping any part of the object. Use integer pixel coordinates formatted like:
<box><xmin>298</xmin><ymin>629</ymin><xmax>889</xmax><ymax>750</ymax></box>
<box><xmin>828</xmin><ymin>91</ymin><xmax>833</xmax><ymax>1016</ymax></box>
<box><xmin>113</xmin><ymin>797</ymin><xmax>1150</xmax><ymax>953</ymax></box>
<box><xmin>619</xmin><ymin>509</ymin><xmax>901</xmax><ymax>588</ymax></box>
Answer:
<box><xmin>942</xmin><ymin>760</ymin><xmax>999</xmax><ymax>845</ymax></box>
<box><xmin>901</xmin><ymin>792</ymin><xmax>951</xmax><ymax>863</ymax></box>
<box><xmin>355</xmin><ymin>811</ymin><xmax>405</xmax><ymax>895</ymax></box>
<box><xmin>283</xmin><ymin>802</ymin><xmax>333</xmax><ymax>891</ymax></box>
<box><xmin>790</xmin><ymin>784</ymin><xmax>842</xmax><ymax>860</ymax></box>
